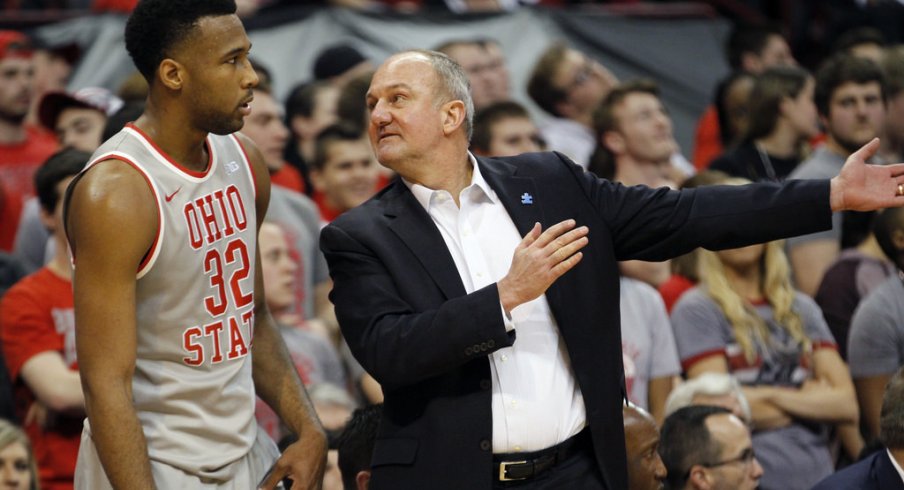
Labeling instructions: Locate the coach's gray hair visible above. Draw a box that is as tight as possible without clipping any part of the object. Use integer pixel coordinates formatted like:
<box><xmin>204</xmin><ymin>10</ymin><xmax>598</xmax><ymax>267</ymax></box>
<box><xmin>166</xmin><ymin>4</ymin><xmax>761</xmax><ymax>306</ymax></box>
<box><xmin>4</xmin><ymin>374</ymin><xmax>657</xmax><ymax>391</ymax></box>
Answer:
<box><xmin>665</xmin><ymin>373</ymin><xmax>752</xmax><ymax>424</ymax></box>
<box><xmin>407</xmin><ymin>49</ymin><xmax>474</xmax><ymax>141</ymax></box>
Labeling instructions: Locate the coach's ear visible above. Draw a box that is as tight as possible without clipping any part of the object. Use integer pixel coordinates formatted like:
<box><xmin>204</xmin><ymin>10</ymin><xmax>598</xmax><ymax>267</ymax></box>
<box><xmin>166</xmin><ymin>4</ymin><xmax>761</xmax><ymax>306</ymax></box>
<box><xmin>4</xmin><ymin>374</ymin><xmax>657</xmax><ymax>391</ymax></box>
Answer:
<box><xmin>158</xmin><ymin>58</ymin><xmax>185</xmax><ymax>91</ymax></box>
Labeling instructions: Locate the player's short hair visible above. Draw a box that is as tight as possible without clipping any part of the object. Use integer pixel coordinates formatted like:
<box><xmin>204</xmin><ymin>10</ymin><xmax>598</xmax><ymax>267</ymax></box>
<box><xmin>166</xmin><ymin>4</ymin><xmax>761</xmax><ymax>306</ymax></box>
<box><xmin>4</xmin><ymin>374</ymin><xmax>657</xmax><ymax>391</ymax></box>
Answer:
<box><xmin>125</xmin><ymin>0</ymin><xmax>237</xmax><ymax>81</ymax></box>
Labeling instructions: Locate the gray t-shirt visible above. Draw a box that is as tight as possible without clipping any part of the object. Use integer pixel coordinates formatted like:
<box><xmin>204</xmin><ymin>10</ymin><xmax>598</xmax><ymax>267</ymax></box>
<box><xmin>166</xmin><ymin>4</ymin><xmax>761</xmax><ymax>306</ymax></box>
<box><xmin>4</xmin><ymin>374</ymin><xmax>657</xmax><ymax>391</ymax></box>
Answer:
<box><xmin>267</xmin><ymin>186</ymin><xmax>329</xmax><ymax>321</ymax></box>
<box><xmin>672</xmin><ymin>288</ymin><xmax>836</xmax><ymax>490</ymax></box>
<box><xmin>787</xmin><ymin>145</ymin><xmax>846</xmax><ymax>250</ymax></box>
<box><xmin>619</xmin><ymin>276</ymin><xmax>680</xmax><ymax>410</ymax></box>
<box><xmin>848</xmin><ymin>274</ymin><xmax>904</xmax><ymax>378</ymax></box>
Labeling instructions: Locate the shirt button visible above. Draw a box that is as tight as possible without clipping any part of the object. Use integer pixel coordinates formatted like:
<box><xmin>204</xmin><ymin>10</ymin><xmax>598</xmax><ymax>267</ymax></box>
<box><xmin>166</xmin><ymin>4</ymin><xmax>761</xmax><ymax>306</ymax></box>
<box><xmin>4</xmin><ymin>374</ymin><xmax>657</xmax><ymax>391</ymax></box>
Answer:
<box><xmin>480</xmin><ymin>440</ymin><xmax>491</xmax><ymax>451</ymax></box>
<box><xmin>501</xmin><ymin>354</ymin><xmax>508</xmax><ymax>362</ymax></box>
<box><xmin>514</xmin><ymin>446</ymin><xmax>522</xmax><ymax>452</ymax></box>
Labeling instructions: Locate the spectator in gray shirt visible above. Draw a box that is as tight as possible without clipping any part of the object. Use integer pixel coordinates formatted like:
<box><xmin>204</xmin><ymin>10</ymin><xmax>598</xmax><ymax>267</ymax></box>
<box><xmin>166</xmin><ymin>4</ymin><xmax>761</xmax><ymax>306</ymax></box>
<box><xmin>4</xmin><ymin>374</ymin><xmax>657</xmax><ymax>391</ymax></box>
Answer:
<box><xmin>848</xmin><ymin>206</ymin><xmax>904</xmax><ymax>441</ymax></box>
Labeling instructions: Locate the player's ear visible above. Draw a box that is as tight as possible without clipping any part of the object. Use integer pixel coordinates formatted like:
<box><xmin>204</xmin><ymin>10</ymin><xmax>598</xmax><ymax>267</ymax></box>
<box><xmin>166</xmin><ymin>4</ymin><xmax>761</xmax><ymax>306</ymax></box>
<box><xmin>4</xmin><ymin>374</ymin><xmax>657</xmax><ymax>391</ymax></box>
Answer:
<box><xmin>158</xmin><ymin>58</ymin><xmax>185</xmax><ymax>91</ymax></box>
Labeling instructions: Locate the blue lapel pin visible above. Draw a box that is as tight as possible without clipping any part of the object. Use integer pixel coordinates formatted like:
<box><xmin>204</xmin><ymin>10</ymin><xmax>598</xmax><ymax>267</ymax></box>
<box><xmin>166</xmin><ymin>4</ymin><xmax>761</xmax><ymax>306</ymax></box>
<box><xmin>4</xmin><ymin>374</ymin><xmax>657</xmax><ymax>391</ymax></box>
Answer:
<box><xmin>520</xmin><ymin>192</ymin><xmax>533</xmax><ymax>205</ymax></box>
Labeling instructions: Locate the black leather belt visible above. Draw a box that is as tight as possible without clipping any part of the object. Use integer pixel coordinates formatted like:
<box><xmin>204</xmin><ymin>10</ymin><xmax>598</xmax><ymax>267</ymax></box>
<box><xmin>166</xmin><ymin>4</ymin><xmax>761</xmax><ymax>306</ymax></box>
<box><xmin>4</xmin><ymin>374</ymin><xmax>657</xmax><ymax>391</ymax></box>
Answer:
<box><xmin>493</xmin><ymin>428</ymin><xmax>591</xmax><ymax>482</ymax></box>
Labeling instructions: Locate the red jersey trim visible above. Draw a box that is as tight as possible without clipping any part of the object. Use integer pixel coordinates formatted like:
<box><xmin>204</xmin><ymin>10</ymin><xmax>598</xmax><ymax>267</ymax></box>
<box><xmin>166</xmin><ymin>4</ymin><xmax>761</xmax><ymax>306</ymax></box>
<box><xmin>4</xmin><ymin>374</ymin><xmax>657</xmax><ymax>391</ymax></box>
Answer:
<box><xmin>230</xmin><ymin>134</ymin><xmax>258</xmax><ymax>200</ymax></box>
<box><xmin>85</xmin><ymin>154</ymin><xmax>163</xmax><ymax>278</ymax></box>
<box><xmin>681</xmin><ymin>348</ymin><xmax>727</xmax><ymax>372</ymax></box>
<box><xmin>125</xmin><ymin>123</ymin><xmax>214</xmax><ymax>179</ymax></box>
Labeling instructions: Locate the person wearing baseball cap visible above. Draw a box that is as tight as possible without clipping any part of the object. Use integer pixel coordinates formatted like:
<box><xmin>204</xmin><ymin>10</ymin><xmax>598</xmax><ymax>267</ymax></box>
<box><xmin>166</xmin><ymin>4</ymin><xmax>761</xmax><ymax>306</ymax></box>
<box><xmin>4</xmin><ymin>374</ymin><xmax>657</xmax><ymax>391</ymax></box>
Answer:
<box><xmin>38</xmin><ymin>87</ymin><xmax>124</xmax><ymax>152</ymax></box>
<box><xmin>0</xmin><ymin>30</ymin><xmax>58</xmax><ymax>252</ymax></box>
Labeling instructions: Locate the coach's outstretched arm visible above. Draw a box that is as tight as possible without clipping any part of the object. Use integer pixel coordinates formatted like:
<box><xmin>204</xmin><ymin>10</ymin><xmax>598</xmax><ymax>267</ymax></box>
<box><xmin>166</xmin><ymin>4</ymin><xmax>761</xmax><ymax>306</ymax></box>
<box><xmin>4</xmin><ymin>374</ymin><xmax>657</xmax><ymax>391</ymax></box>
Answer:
<box><xmin>67</xmin><ymin>160</ymin><xmax>158</xmax><ymax>490</ymax></box>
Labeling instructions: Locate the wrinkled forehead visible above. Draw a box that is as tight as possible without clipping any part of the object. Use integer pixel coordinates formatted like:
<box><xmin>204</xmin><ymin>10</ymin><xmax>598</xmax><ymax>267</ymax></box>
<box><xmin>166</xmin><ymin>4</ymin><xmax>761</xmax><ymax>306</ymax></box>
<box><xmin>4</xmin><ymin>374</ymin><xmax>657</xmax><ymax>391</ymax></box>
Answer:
<box><xmin>369</xmin><ymin>53</ymin><xmax>437</xmax><ymax>95</ymax></box>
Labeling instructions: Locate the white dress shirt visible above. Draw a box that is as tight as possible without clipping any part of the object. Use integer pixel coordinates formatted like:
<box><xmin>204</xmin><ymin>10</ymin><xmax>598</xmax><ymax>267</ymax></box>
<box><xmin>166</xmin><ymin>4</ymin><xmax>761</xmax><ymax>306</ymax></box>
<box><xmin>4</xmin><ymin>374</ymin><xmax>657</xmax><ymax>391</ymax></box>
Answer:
<box><xmin>888</xmin><ymin>449</ymin><xmax>904</xmax><ymax>484</ymax></box>
<box><xmin>405</xmin><ymin>153</ymin><xmax>586</xmax><ymax>453</ymax></box>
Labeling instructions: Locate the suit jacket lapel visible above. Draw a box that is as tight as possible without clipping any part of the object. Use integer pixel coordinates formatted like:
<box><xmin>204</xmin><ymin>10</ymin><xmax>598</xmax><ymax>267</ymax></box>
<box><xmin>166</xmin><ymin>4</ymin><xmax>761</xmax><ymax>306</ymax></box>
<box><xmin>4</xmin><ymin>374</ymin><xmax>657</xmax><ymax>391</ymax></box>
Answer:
<box><xmin>478</xmin><ymin>157</ymin><xmax>543</xmax><ymax>237</ymax></box>
<box><xmin>384</xmin><ymin>182</ymin><xmax>467</xmax><ymax>300</ymax></box>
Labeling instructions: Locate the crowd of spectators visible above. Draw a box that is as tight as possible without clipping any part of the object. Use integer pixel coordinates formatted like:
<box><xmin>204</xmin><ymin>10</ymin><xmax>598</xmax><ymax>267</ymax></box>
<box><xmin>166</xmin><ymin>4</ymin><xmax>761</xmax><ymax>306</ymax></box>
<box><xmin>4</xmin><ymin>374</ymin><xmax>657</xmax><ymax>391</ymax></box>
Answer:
<box><xmin>2</xmin><ymin>2</ymin><xmax>904</xmax><ymax>489</ymax></box>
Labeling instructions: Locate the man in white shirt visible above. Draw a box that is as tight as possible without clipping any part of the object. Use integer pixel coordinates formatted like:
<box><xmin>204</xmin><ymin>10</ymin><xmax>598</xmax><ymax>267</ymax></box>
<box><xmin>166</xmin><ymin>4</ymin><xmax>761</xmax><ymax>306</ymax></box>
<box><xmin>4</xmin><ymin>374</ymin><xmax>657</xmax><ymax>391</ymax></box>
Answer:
<box><xmin>320</xmin><ymin>48</ymin><xmax>904</xmax><ymax>490</ymax></box>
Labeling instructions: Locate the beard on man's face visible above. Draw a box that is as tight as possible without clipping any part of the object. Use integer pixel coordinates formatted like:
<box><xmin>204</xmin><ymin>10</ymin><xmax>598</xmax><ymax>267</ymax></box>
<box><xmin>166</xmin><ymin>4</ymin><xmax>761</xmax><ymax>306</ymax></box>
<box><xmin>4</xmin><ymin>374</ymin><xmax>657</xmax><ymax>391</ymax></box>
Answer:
<box><xmin>0</xmin><ymin>105</ymin><xmax>27</xmax><ymax>125</ymax></box>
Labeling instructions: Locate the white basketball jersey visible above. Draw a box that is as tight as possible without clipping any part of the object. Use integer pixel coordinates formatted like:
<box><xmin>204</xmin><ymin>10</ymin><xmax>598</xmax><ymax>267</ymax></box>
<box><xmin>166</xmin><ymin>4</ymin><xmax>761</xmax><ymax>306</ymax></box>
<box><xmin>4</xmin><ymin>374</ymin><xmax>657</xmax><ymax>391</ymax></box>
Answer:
<box><xmin>83</xmin><ymin>124</ymin><xmax>260</xmax><ymax>479</ymax></box>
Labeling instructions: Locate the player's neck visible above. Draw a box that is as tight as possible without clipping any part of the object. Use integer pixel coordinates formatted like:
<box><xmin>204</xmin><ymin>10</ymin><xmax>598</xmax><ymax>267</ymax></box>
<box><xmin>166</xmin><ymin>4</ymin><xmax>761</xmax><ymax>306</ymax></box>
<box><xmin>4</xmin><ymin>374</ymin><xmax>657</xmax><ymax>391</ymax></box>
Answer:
<box><xmin>133</xmin><ymin>108</ymin><xmax>210</xmax><ymax>172</ymax></box>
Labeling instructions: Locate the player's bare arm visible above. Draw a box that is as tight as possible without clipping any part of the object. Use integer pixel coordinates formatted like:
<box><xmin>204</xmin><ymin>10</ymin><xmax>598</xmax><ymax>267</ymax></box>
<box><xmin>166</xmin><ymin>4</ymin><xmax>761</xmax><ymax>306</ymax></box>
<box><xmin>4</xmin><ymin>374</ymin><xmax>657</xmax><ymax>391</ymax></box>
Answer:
<box><xmin>239</xmin><ymin>133</ymin><xmax>327</xmax><ymax>490</ymax></box>
<box><xmin>66</xmin><ymin>160</ymin><xmax>158</xmax><ymax>490</ymax></box>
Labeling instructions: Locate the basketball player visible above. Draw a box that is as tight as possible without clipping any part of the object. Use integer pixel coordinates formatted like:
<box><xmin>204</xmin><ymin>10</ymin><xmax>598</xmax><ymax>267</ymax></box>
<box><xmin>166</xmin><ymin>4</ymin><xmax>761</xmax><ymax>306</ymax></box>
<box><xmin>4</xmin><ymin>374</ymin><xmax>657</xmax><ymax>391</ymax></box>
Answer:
<box><xmin>63</xmin><ymin>1</ymin><xmax>326</xmax><ymax>489</ymax></box>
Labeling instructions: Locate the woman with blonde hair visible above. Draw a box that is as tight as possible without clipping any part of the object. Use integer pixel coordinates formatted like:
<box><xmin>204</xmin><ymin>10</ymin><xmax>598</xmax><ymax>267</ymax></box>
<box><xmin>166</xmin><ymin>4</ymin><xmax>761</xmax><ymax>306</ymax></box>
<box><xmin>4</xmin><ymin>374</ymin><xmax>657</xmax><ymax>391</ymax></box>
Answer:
<box><xmin>671</xmin><ymin>194</ymin><xmax>860</xmax><ymax>490</ymax></box>
<box><xmin>0</xmin><ymin>419</ymin><xmax>38</xmax><ymax>490</ymax></box>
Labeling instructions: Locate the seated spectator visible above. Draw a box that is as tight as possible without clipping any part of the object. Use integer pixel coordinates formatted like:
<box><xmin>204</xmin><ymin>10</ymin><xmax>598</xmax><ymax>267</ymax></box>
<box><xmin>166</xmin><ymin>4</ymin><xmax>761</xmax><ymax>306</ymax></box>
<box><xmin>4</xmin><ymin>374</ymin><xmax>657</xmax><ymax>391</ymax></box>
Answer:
<box><xmin>590</xmin><ymin>80</ymin><xmax>682</xmax><ymax>288</ymax></box>
<box><xmin>0</xmin><ymin>30</ymin><xmax>58</xmax><ymax>253</ymax></box>
<box><xmin>0</xmin><ymin>149</ymin><xmax>90</xmax><ymax>490</ymax></box>
<box><xmin>244</xmin><ymin>63</ymin><xmax>305</xmax><ymax>194</ymax></box>
<box><xmin>310</xmin><ymin>123</ymin><xmax>380</xmax><ymax>224</ymax></box>
<box><xmin>672</xmin><ymin>222</ymin><xmax>860</xmax><ymax>489</ymax></box>
<box><xmin>337</xmin><ymin>403</ymin><xmax>381</xmax><ymax>490</ymax></box>
<box><xmin>659</xmin><ymin>405</ymin><xmax>764</xmax><ymax>490</ymax></box>
<box><xmin>335</xmin><ymin>70</ymin><xmax>373</xmax><ymax>136</ymax></box>
<box><xmin>254</xmin><ymin>221</ymin><xmax>348</xmax><ymax>441</ymax></box>
<box><xmin>620</xmin><ymin>275</ymin><xmax>680</xmax><ymax>423</ymax></box>
<box><xmin>788</xmin><ymin>54</ymin><xmax>887</xmax><ymax>297</ymax></box>
<box><xmin>527</xmin><ymin>41</ymin><xmax>618</xmax><ymax>168</ymax></box>
<box><xmin>880</xmin><ymin>46</ymin><xmax>904</xmax><ymax>163</ymax></box>
<box><xmin>815</xmin><ymin>210</ymin><xmax>895</xmax><ymax>361</ymax></box>
<box><xmin>0</xmin><ymin>419</ymin><xmax>38</xmax><ymax>490</ymax></box>
<box><xmin>710</xmin><ymin>66</ymin><xmax>819</xmax><ymax>182</ymax></box>
<box><xmin>712</xmin><ymin>71</ymin><xmax>756</xmax><ymax>154</ymax></box>
<box><xmin>848</xmin><ymin>207</ymin><xmax>904</xmax><ymax>440</ymax></box>
<box><xmin>623</xmin><ymin>404</ymin><xmax>667</xmax><ymax>490</ymax></box>
<box><xmin>284</xmin><ymin>80</ymin><xmax>340</xmax><ymax>194</ymax></box>
<box><xmin>832</xmin><ymin>26</ymin><xmax>887</xmax><ymax>65</ymax></box>
<box><xmin>664</xmin><ymin>372</ymin><xmax>752</xmax><ymax>425</ymax></box>
<box><xmin>238</xmin><ymin>80</ymin><xmax>333</xmax><ymax>331</ymax></box>
<box><xmin>435</xmin><ymin>38</ymin><xmax>510</xmax><ymax>111</ymax></box>
<box><xmin>38</xmin><ymin>87</ymin><xmax>124</xmax><ymax>152</ymax></box>
<box><xmin>813</xmin><ymin>366</ymin><xmax>904</xmax><ymax>489</ymax></box>
<box><xmin>693</xmin><ymin>22</ymin><xmax>797</xmax><ymax>170</ymax></box>
<box><xmin>25</xmin><ymin>38</ymin><xmax>79</xmax><ymax>130</ymax></box>
<box><xmin>470</xmin><ymin>101</ymin><xmax>544</xmax><ymax>157</ymax></box>
<box><xmin>657</xmin><ymin>170</ymin><xmax>733</xmax><ymax>312</ymax></box>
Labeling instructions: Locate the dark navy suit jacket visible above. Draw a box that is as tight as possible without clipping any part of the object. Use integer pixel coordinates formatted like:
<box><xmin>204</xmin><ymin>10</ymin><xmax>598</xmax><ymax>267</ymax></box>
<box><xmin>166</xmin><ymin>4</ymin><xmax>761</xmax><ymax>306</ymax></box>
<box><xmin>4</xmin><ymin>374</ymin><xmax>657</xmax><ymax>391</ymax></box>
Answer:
<box><xmin>811</xmin><ymin>450</ymin><xmax>904</xmax><ymax>489</ymax></box>
<box><xmin>320</xmin><ymin>151</ymin><xmax>832</xmax><ymax>490</ymax></box>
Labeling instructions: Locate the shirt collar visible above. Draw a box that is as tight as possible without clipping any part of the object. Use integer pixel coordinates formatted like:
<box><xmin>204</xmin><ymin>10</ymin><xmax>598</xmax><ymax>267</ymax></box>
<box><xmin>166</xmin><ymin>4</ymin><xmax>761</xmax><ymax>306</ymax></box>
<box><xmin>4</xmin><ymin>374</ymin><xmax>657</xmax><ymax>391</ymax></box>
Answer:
<box><xmin>404</xmin><ymin>152</ymin><xmax>497</xmax><ymax>211</ymax></box>
<box><xmin>887</xmin><ymin>449</ymin><xmax>904</xmax><ymax>484</ymax></box>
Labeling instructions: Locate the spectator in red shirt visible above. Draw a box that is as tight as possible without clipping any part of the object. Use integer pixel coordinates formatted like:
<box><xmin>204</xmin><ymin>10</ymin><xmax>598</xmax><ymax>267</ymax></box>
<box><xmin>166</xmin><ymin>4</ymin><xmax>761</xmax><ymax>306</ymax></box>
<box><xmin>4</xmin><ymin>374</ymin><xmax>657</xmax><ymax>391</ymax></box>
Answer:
<box><xmin>0</xmin><ymin>30</ymin><xmax>58</xmax><ymax>252</ymax></box>
<box><xmin>1</xmin><ymin>148</ymin><xmax>91</xmax><ymax>490</ymax></box>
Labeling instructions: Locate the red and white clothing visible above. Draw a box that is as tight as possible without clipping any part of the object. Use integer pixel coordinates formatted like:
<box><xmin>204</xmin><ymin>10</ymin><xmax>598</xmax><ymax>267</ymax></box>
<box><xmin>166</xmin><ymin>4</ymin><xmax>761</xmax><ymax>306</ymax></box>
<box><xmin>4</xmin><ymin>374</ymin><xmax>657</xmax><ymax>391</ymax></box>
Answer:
<box><xmin>0</xmin><ymin>126</ymin><xmax>57</xmax><ymax>251</ymax></box>
<box><xmin>0</xmin><ymin>267</ymin><xmax>78</xmax><ymax>490</ymax></box>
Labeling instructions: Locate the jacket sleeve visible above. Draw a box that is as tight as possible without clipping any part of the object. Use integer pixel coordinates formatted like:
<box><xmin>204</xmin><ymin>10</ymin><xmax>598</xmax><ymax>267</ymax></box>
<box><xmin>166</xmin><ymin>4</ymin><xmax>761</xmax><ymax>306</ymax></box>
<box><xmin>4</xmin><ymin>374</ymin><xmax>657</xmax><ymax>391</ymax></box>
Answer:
<box><xmin>554</xmin><ymin>153</ymin><xmax>834</xmax><ymax>261</ymax></box>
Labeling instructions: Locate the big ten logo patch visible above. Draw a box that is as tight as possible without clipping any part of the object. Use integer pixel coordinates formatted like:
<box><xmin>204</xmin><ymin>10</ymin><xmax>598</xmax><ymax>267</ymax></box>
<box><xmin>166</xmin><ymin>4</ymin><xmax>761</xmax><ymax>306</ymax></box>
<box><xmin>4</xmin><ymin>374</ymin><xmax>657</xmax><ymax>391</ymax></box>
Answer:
<box><xmin>181</xmin><ymin>184</ymin><xmax>255</xmax><ymax>366</ymax></box>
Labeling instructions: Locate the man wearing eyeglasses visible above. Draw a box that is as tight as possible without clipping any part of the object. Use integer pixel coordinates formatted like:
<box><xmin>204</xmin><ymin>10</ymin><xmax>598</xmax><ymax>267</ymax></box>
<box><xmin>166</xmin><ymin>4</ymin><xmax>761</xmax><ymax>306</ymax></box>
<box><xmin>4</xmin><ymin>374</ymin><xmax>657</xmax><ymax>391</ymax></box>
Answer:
<box><xmin>527</xmin><ymin>42</ymin><xmax>618</xmax><ymax>169</ymax></box>
<box><xmin>659</xmin><ymin>405</ymin><xmax>763</xmax><ymax>490</ymax></box>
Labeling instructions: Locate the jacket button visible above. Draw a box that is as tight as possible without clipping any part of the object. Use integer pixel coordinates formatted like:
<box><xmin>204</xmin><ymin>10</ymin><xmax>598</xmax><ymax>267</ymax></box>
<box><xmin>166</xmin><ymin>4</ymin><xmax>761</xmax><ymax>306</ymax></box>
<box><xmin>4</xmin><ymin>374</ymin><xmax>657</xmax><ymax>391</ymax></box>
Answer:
<box><xmin>480</xmin><ymin>379</ymin><xmax>491</xmax><ymax>390</ymax></box>
<box><xmin>480</xmin><ymin>342</ymin><xmax>488</xmax><ymax>351</ymax></box>
<box><xmin>479</xmin><ymin>440</ymin><xmax>491</xmax><ymax>451</ymax></box>
<box><xmin>487</xmin><ymin>339</ymin><xmax>495</xmax><ymax>348</ymax></box>
<box><xmin>464</xmin><ymin>347</ymin><xmax>473</xmax><ymax>355</ymax></box>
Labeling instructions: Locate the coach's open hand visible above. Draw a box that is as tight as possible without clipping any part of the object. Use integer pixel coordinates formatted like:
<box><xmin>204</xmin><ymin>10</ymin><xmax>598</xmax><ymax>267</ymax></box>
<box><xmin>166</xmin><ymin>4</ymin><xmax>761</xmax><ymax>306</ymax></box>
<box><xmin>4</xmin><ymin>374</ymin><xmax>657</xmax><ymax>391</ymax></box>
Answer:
<box><xmin>258</xmin><ymin>435</ymin><xmax>327</xmax><ymax>490</ymax></box>
<box><xmin>830</xmin><ymin>137</ymin><xmax>904</xmax><ymax>212</ymax></box>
